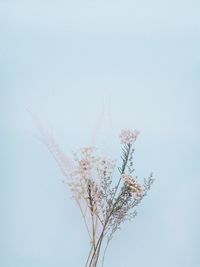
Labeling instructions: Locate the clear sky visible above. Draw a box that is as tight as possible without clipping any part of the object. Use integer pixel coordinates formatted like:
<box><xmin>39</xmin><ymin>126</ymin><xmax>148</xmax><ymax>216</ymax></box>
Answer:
<box><xmin>1</xmin><ymin>1</ymin><xmax>200</xmax><ymax>267</ymax></box>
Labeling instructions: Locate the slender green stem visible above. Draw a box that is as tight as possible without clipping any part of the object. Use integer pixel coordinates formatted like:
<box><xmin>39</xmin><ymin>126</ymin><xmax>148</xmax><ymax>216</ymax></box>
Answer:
<box><xmin>111</xmin><ymin>144</ymin><xmax>131</xmax><ymax>205</ymax></box>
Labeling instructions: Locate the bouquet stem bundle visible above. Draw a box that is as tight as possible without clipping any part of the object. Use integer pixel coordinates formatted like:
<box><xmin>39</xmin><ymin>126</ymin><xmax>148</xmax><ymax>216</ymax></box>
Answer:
<box><xmin>39</xmin><ymin>127</ymin><xmax>154</xmax><ymax>267</ymax></box>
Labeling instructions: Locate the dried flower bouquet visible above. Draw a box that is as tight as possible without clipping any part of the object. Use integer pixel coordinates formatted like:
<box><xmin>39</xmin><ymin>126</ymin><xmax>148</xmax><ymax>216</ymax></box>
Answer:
<box><xmin>38</xmin><ymin>125</ymin><xmax>154</xmax><ymax>267</ymax></box>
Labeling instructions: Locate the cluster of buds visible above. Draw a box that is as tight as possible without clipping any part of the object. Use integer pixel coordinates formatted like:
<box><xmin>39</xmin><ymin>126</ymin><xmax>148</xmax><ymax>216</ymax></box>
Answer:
<box><xmin>122</xmin><ymin>174</ymin><xmax>143</xmax><ymax>198</ymax></box>
<box><xmin>119</xmin><ymin>129</ymin><xmax>140</xmax><ymax>145</ymax></box>
<box><xmin>72</xmin><ymin>147</ymin><xmax>96</xmax><ymax>178</ymax></box>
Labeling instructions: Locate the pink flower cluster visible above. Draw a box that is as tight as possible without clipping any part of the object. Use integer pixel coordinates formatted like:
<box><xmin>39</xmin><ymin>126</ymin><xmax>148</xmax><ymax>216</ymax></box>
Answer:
<box><xmin>69</xmin><ymin>147</ymin><xmax>116</xmax><ymax>200</ymax></box>
<box><xmin>119</xmin><ymin>129</ymin><xmax>139</xmax><ymax>145</ymax></box>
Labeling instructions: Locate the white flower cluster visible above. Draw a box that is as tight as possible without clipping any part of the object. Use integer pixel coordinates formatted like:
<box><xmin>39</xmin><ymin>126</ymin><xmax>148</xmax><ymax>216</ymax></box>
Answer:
<box><xmin>119</xmin><ymin>129</ymin><xmax>139</xmax><ymax>145</ymax></box>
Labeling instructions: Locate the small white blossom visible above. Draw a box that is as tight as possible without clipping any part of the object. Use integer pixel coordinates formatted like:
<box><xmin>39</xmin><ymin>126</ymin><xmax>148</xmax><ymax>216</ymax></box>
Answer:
<box><xmin>119</xmin><ymin>129</ymin><xmax>139</xmax><ymax>145</ymax></box>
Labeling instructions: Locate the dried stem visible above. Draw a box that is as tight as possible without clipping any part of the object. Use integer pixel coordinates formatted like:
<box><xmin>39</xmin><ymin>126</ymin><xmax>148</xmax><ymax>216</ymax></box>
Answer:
<box><xmin>40</xmin><ymin>127</ymin><xmax>154</xmax><ymax>267</ymax></box>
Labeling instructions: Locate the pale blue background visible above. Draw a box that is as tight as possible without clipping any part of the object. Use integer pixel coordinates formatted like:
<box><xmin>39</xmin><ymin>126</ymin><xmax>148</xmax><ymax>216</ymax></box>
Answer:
<box><xmin>1</xmin><ymin>0</ymin><xmax>200</xmax><ymax>266</ymax></box>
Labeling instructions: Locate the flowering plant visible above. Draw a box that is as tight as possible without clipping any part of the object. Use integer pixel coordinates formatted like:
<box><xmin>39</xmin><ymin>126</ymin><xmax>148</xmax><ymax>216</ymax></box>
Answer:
<box><xmin>37</xmin><ymin>124</ymin><xmax>154</xmax><ymax>267</ymax></box>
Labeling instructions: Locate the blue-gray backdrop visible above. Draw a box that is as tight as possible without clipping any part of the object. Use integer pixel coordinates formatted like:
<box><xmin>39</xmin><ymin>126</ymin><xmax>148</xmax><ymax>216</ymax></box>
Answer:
<box><xmin>1</xmin><ymin>1</ymin><xmax>200</xmax><ymax>266</ymax></box>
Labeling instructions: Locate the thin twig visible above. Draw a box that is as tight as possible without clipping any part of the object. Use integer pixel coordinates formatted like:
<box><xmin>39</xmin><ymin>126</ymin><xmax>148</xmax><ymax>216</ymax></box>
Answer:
<box><xmin>75</xmin><ymin>198</ymin><xmax>92</xmax><ymax>241</ymax></box>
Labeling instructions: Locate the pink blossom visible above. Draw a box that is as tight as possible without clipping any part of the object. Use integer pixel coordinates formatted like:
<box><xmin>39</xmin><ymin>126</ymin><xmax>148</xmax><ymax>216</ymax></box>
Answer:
<box><xmin>119</xmin><ymin>129</ymin><xmax>139</xmax><ymax>145</ymax></box>
<box><xmin>79</xmin><ymin>159</ymin><xmax>92</xmax><ymax>172</ymax></box>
